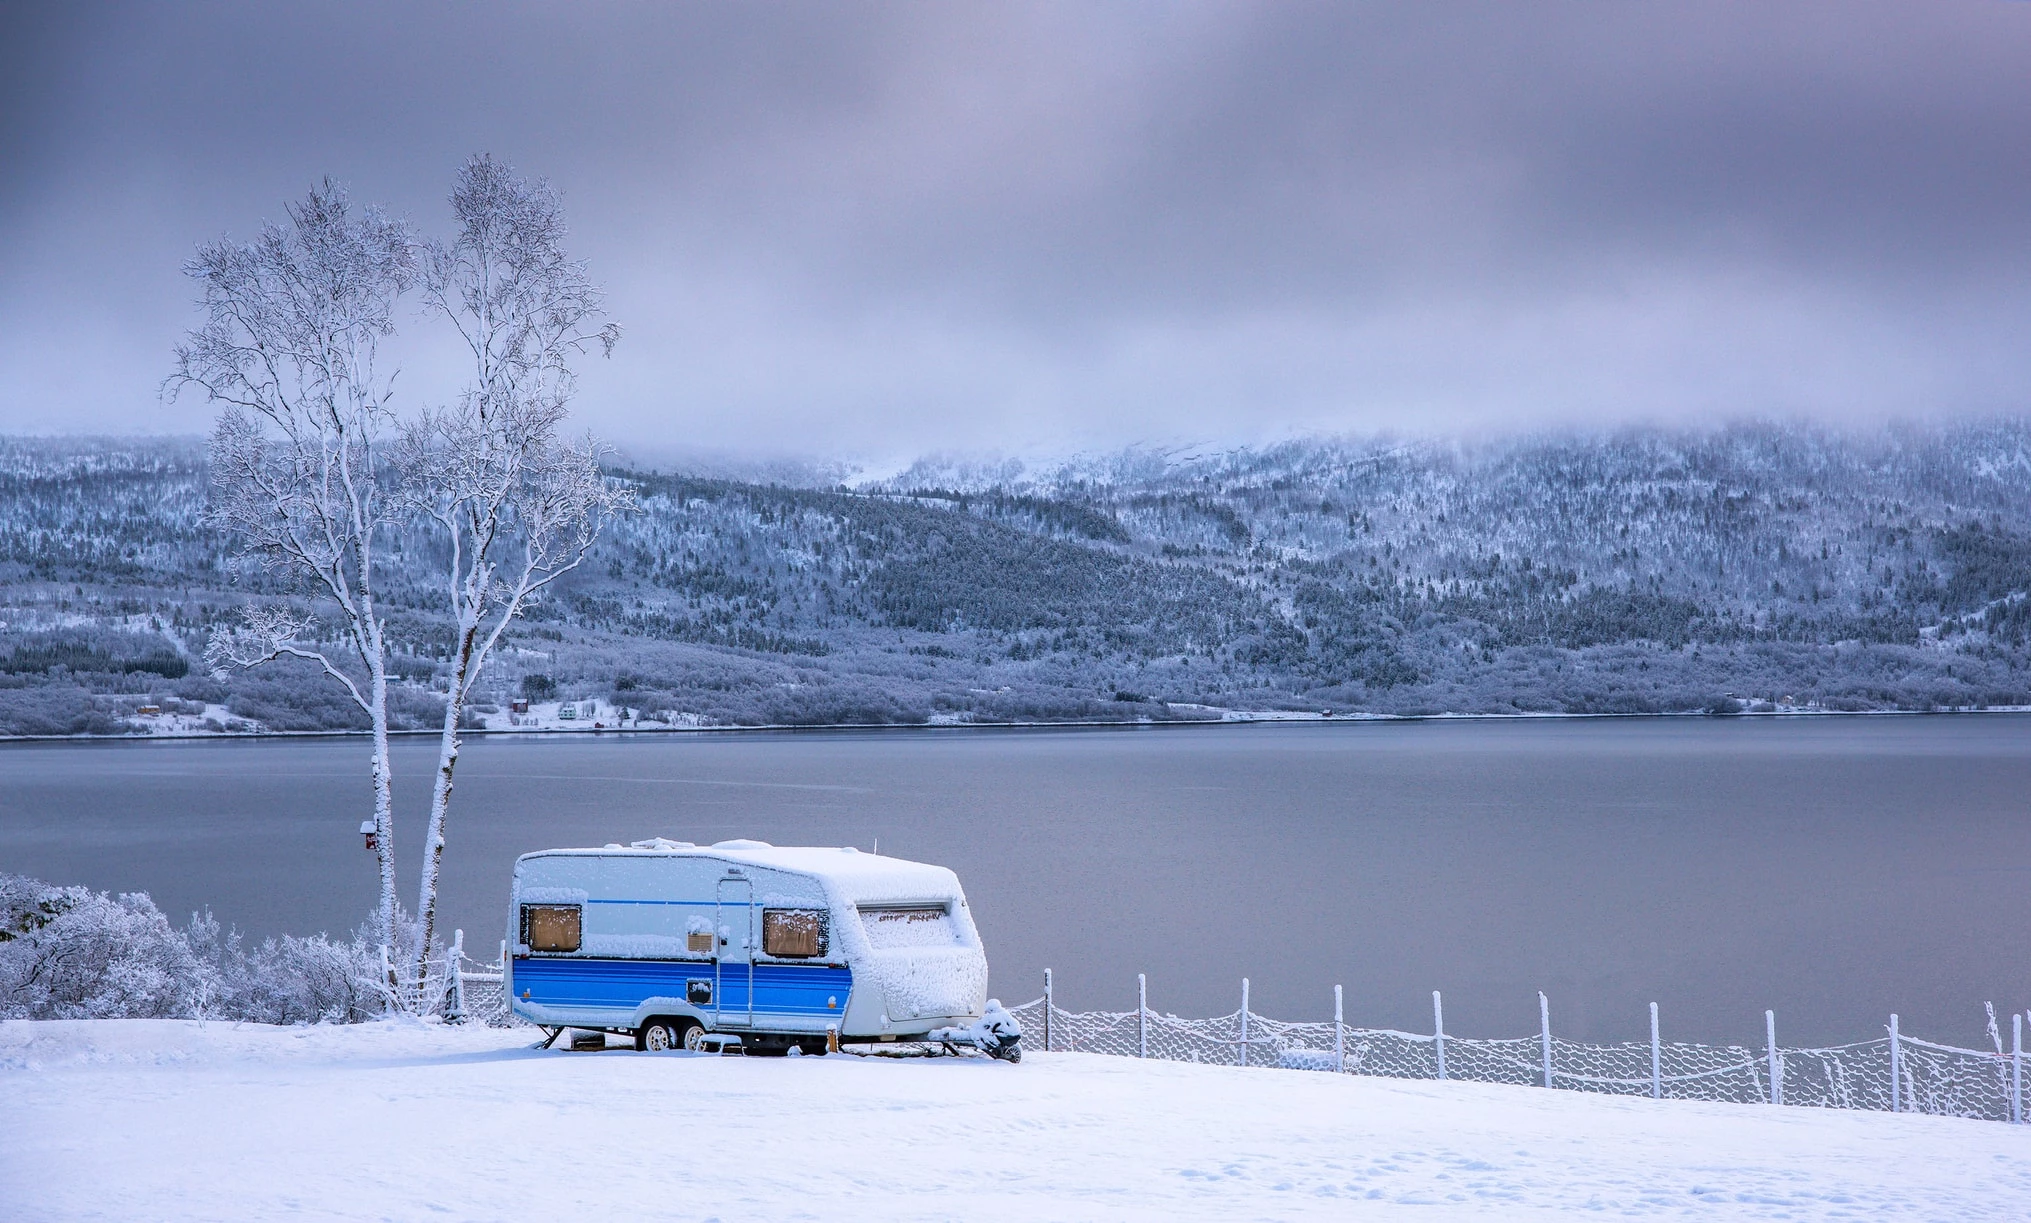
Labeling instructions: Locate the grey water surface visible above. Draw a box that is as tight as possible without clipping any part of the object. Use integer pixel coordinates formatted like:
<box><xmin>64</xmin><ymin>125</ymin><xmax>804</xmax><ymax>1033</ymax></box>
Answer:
<box><xmin>2</xmin><ymin>716</ymin><xmax>2026</xmax><ymax>1048</ymax></box>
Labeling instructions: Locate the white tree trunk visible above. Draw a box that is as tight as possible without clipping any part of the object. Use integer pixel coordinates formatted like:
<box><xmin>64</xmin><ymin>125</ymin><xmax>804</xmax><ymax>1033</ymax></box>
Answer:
<box><xmin>411</xmin><ymin>620</ymin><xmax>478</xmax><ymax>1006</ymax></box>
<box><xmin>366</xmin><ymin>629</ymin><xmax>397</xmax><ymax>976</ymax></box>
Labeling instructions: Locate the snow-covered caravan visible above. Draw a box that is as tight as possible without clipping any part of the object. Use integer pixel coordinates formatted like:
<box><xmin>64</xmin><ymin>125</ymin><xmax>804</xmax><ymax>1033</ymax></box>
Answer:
<box><xmin>505</xmin><ymin>839</ymin><xmax>998</xmax><ymax>1055</ymax></box>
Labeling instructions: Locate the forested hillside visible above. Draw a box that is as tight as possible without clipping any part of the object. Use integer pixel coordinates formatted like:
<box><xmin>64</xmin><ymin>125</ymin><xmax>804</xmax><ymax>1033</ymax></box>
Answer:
<box><xmin>5</xmin><ymin>421</ymin><xmax>2031</xmax><ymax>735</ymax></box>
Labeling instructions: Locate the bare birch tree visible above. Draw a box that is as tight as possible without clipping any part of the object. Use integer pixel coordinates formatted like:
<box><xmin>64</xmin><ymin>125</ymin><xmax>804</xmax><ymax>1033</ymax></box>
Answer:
<box><xmin>400</xmin><ymin>155</ymin><xmax>630</xmax><ymax>1001</ymax></box>
<box><xmin>164</xmin><ymin>182</ymin><xmax>415</xmax><ymax>971</ymax></box>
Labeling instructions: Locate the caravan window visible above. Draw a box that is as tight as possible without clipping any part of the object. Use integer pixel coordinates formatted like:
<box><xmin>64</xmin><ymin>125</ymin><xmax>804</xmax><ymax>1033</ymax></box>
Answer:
<box><xmin>857</xmin><ymin>903</ymin><xmax>955</xmax><ymax>950</ymax></box>
<box><xmin>762</xmin><ymin>909</ymin><xmax>827</xmax><ymax>958</ymax></box>
<box><xmin>521</xmin><ymin>904</ymin><xmax>581</xmax><ymax>953</ymax></box>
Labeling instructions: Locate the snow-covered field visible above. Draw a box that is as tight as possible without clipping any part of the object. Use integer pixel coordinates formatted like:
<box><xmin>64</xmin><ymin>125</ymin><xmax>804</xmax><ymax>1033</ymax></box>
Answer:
<box><xmin>4</xmin><ymin>1019</ymin><xmax>2026</xmax><ymax>1221</ymax></box>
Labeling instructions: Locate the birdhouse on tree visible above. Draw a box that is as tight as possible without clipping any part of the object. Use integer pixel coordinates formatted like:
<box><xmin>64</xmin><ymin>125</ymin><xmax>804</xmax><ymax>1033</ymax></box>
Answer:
<box><xmin>360</xmin><ymin>820</ymin><xmax>378</xmax><ymax>851</ymax></box>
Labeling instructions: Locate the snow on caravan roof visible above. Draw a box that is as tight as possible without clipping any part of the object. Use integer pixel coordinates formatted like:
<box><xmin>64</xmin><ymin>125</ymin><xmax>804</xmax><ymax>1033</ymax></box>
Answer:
<box><xmin>522</xmin><ymin>839</ymin><xmax>963</xmax><ymax>907</ymax></box>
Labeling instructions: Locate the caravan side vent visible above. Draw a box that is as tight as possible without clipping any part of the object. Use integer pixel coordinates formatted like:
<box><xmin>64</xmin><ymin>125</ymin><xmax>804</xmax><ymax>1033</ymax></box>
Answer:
<box><xmin>762</xmin><ymin>909</ymin><xmax>827</xmax><ymax>958</ymax></box>
<box><xmin>521</xmin><ymin>904</ymin><xmax>582</xmax><ymax>953</ymax></box>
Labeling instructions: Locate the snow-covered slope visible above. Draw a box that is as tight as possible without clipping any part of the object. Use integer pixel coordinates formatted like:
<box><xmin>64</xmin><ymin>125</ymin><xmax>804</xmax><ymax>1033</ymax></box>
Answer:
<box><xmin>11</xmin><ymin>423</ymin><xmax>2031</xmax><ymax>734</ymax></box>
<box><xmin>4</xmin><ymin>1018</ymin><xmax>2025</xmax><ymax>1220</ymax></box>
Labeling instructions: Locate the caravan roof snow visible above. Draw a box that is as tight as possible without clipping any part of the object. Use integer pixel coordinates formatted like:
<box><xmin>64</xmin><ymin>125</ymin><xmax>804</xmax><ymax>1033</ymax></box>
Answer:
<box><xmin>516</xmin><ymin>840</ymin><xmax>964</xmax><ymax>909</ymax></box>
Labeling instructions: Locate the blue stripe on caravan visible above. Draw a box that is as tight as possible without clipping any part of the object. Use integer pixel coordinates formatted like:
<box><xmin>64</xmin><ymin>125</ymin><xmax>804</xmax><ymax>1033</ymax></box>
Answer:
<box><xmin>512</xmin><ymin>957</ymin><xmax>851</xmax><ymax>1018</ymax></box>
<box><xmin>584</xmin><ymin>899</ymin><xmax>716</xmax><ymax>906</ymax></box>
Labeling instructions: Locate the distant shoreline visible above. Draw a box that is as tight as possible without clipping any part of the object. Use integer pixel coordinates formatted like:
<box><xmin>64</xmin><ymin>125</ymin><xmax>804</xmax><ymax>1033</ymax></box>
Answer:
<box><xmin>5</xmin><ymin>704</ymin><xmax>2028</xmax><ymax>745</ymax></box>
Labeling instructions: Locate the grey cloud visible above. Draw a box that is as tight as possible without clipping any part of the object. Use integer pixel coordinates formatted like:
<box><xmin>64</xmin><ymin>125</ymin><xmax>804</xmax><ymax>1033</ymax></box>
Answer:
<box><xmin>3</xmin><ymin>2</ymin><xmax>2030</xmax><ymax>457</ymax></box>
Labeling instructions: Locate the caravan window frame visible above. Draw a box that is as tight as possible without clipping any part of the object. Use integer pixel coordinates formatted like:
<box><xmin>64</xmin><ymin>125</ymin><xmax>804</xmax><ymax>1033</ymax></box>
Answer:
<box><xmin>760</xmin><ymin>908</ymin><xmax>828</xmax><ymax>959</ymax></box>
<box><xmin>520</xmin><ymin>903</ymin><xmax>582</xmax><ymax>953</ymax></box>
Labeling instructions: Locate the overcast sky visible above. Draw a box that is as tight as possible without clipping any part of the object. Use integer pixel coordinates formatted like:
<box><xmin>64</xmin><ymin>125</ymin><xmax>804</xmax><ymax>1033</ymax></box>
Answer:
<box><xmin>4</xmin><ymin>2</ymin><xmax>2030</xmax><ymax>461</ymax></box>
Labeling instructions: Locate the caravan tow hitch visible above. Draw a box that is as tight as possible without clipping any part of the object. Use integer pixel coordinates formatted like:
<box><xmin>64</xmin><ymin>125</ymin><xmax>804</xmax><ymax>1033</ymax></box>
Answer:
<box><xmin>928</xmin><ymin>999</ymin><xmax>1024</xmax><ymax>1063</ymax></box>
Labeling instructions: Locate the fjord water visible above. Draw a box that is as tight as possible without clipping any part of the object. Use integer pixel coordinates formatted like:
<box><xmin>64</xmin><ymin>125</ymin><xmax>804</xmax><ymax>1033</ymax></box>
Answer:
<box><xmin>3</xmin><ymin>717</ymin><xmax>2026</xmax><ymax>1048</ymax></box>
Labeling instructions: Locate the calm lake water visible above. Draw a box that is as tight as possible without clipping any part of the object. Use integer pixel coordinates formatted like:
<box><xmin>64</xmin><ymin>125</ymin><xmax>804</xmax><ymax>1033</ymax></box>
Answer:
<box><xmin>3</xmin><ymin>717</ymin><xmax>2027</xmax><ymax>1048</ymax></box>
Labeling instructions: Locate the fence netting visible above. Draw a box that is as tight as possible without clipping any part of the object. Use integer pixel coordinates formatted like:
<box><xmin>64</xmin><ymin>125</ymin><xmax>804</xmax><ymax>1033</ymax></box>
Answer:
<box><xmin>999</xmin><ymin>996</ymin><xmax>2026</xmax><ymax>1125</ymax></box>
<box><xmin>450</xmin><ymin>949</ymin><xmax>517</xmax><ymax>1028</ymax></box>
<box><xmin>455</xmin><ymin>955</ymin><xmax>2022</xmax><ymax>1124</ymax></box>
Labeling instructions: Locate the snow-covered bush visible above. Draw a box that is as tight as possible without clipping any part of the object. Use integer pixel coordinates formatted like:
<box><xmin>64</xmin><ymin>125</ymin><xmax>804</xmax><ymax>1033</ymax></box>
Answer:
<box><xmin>0</xmin><ymin>876</ymin><xmax>196</xmax><ymax>1018</ymax></box>
<box><xmin>0</xmin><ymin>874</ymin><xmax>398</xmax><ymax>1023</ymax></box>
<box><xmin>181</xmin><ymin>910</ymin><xmax>392</xmax><ymax>1024</ymax></box>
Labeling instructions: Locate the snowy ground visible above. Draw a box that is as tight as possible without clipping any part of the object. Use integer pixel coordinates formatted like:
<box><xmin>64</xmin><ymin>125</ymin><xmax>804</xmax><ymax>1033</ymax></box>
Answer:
<box><xmin>4</xmin><ymin>1020</ymin><xmax>2026</xmax><ymax>1221</ymax></box>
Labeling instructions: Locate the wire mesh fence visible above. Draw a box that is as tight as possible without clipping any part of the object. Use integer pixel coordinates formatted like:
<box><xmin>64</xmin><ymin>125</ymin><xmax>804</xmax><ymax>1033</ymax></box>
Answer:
<box><xmin>455</xmin><ymin>950</ymin><xmax>2027</xmax><ymax>1125</ymax></box>
<box><xmin>450</xmin><ymin>940</ymin><xmax>517</xmax><ymax>1029</ymax></box>
<box><xmin>1005</xmin><ymin>975</ymin><xmax>2030</xmax><ymax>1126</ymax></box>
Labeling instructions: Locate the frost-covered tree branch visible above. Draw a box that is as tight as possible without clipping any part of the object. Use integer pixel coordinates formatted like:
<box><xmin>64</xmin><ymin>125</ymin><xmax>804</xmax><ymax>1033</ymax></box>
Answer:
<box><xmin>164</xmin><ymin>180</ymin><xmax>414</xmax><ymax>969</ymax></box>
<box><xmin>401</xmin><ymin>155</ymin><xmax>632</xmax><ymax>1002</ymax></box>
<box><xmin>202</xmin><ymin>608</ymin><xmax>371</xmax><ymax>714</ymax></box>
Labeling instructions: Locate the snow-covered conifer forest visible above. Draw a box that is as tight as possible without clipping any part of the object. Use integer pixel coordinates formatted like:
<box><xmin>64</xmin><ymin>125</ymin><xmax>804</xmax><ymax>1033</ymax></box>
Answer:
<box><xmin>5</xmin><ymin>419</ymin><xmax>2031</xmax><ymax>737</ymax></box>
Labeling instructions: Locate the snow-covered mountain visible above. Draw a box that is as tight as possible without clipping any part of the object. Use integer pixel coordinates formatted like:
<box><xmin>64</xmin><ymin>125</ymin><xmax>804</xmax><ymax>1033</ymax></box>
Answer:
<box><xmin>5</xmin><ymin>420</ymin><xmax>2031</xmax><ymax>735</ymax></box>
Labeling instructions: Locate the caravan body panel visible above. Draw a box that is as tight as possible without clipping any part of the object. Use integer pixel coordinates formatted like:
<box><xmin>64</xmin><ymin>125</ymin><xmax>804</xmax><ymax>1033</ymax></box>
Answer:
<box><xmin>512</xmin><ymin>957</ymin><xmax>852</xmax><ymax>1023</ymax></box>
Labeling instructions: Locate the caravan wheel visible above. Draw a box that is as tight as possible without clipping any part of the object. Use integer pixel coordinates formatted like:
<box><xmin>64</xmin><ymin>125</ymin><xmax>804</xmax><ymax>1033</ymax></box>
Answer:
<box><xmin>637</xmin><ymin>1020</ymin><xmax>681</xmax><ymax>1052</ymax></box>
<box><xmin>682</xmin><ymin>1024</ymin><xmax>711</xmax><ymax>1053</ymax></box>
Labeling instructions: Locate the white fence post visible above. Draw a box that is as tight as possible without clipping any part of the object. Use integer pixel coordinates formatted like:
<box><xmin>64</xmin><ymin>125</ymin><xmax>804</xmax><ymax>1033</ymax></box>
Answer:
<box><xmin>1765</xmin><ymin>1010</ymin><xmax>1781</xmax><ymax>1105</ymax></box>
<box><xmin>1043</xmin><ymin>968</ymin><xmax>1053</xmax><ymax>1054</ymax></box>
<box><xmin>446</xmin><ymin>929</ymin><xmax>466</xmax><ymax>1022</ymax></box>
<box><xmin>1889</xmin><ymin>1013</ymin><xmax>1901</xmax><ymax>1113</ymax></box>
<box><xmin>1650</xmin><ymin>1002</ymin><xmax>1661</xmax><ymax>1100</ymax></box>
<box><xmin>1334</xmin><ymin>984</ymin><xmax>1345</xmax><ymax>1073</ymax></box>
<box><xmin>1137</xmin><ymin>973</ymin><xmax>1147</xmax><ymax>1059</ymax></box>
<box><xmin>1239</xmin><ymin>978</ymin><xmax>1250</xmax><ymax>1068</ymax></box>
<box><xmin>1432</xmin><ymin>990</ymin><xmax>1447</xmax><ymax>1081</ymax></box>
<box><xmin>1539</xmin><ymin>992</ymin><xmax>1553</xmax><ymax>1089</ymax></box>
<box><xmin>2013</xmin><ymin>1012</ymin><xmax>2023</xmax><ymax>1126</ymax></box>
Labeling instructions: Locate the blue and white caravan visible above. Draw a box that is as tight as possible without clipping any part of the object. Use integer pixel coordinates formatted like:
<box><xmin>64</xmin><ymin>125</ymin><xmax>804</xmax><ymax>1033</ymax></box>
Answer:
<box><xmin>506</xmin><ymin>838</ymin><xmax>1004</xmax><ymax>1056</ymax></box>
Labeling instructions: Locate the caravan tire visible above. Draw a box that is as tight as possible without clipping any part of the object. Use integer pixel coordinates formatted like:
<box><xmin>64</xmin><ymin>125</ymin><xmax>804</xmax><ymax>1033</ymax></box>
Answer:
<box><xmin>637</xmin><ymin>1020</ymin><xmax>682</xmax><ymax>1053</ymax></box>
<box><xmin>682</xmin><ymin>1024</ymin><xmax>711</xmax><ymax>1053</ymax></box>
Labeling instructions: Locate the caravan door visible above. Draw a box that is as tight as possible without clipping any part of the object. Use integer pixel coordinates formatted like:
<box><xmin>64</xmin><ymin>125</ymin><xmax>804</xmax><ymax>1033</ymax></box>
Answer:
<box><xmin>714</xmin><ymin>875</ymin><xmax>755</xmax><ymax>1027</ymax></box>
